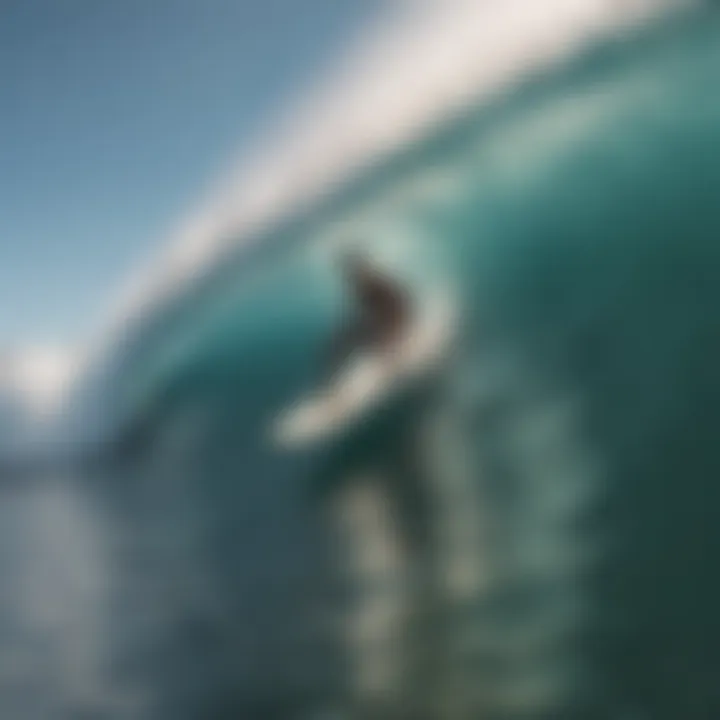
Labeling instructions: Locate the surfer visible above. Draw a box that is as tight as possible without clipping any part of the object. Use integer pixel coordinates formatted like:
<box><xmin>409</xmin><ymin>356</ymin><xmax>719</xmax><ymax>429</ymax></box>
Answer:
<box><xmin>324</xmin><ymin>252</ymin><xmax>413</xmax><ymax>381</ymax></box>
<box><xmin>273</xmin><ymin>252</ymin><xmax>454</xmax><ymax>448</ymax></box>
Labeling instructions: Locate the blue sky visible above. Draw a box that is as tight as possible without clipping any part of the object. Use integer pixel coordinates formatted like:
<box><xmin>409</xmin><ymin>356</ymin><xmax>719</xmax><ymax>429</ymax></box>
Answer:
<box><xmin>0</xmin><ymin>0</ymin><xmax>384</xmax><ymax>346</ymax></box>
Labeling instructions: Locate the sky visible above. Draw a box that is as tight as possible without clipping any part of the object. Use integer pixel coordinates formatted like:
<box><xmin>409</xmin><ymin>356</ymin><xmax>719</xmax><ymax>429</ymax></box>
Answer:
<box><xmin>0</xmin><ymin>0</ymin><xmax>386</xmax><ymax>346</ymax></box>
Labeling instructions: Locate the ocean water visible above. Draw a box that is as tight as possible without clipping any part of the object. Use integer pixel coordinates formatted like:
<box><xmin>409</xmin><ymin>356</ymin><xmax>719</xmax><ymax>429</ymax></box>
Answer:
<box><xmin>5</xmin><ymin>6</ymin><xmax>720</xmax><ymax>719</ymax></box>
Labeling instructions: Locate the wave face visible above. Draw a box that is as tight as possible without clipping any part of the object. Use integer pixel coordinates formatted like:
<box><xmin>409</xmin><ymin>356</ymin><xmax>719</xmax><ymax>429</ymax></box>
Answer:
<box><xmin>5</xmin><ymin>7</ymin><xmax>720</xmax><ymax>719</ymax></box>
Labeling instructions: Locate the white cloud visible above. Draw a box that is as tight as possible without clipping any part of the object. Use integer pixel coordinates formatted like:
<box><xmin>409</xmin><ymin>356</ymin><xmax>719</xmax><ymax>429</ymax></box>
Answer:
<box><xmin>0</xmin><ymin>346</ymin><xmax>79</xmax><ymax>419</ymax></box>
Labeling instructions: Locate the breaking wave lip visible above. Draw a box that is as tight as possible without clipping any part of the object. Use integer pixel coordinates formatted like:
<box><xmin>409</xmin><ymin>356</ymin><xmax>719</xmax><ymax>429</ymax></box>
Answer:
<box><xmin>60</xmin><ymin>0</ymin><xmax>683</xmax><ymax>453</ymax></box>
<box><xmin>90</xmin><ymin>0</ymin><xmax>680</xmax><ymax>375</ymax></box>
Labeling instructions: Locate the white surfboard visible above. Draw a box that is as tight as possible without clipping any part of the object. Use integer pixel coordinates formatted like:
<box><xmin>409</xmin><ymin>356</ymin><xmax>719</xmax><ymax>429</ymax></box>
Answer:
<box><xmin>272</xmin><ymin>294</ymin><xmax>456</xmax><ymax>449</ymax></box>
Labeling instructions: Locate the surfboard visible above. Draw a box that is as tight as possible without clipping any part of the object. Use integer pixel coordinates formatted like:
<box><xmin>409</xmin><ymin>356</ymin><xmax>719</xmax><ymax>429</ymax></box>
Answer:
<box><xmin>272</xmin><ymin>294</ymin><xmax>456</xmax><ymax>449</ymax></box>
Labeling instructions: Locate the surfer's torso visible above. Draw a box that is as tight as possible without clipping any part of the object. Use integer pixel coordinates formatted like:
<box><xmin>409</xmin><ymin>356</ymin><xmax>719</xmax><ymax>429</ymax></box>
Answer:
<box><xmin>325</xmin><ymin>256</ymin><xmax>413</xmax><ymax>378</ymax></box>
